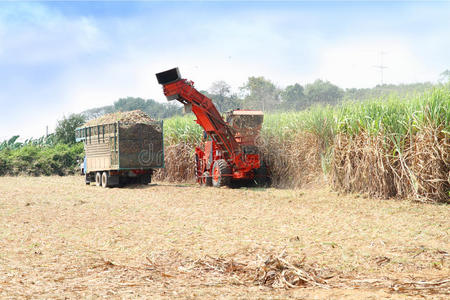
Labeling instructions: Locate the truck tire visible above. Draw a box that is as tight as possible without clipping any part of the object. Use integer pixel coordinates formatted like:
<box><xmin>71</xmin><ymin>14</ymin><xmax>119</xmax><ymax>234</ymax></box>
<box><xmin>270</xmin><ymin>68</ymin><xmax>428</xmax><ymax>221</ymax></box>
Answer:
<box><xmin>201</xmin><ymin>171</ymin><xmax>212</xmax><ymax>186</ymax></box>
<box><xmin>101</xmin><ymin>172</ymin><xmax>110</xmax><ymax>188</ymax></box>
<box><xmin>139</xmin><ymin>174</ymin><xmax>151</xmax><ymax>185</ymax></box>
<box><xmin>95</xmin><ymin>172</ymin><xmax>102</xmax><ymax>187</ymax></box>
<box><xmin>212</xmin><ymin>159</ymin><xmax>231</xmax><ymax>187</ymax></box>
<box><xmin>85</xmin><ymin>174</ymin><xmax>90</xmax><ymax>185</ymax></box>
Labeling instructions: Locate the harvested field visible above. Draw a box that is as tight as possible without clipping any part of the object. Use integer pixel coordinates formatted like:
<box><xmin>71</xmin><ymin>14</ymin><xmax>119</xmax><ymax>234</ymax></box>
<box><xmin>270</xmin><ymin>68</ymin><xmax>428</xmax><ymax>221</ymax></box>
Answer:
<box><xmin>0</xmin><ymin>176</ymin><xmax>448</xmax><ymax>298</ymax></box>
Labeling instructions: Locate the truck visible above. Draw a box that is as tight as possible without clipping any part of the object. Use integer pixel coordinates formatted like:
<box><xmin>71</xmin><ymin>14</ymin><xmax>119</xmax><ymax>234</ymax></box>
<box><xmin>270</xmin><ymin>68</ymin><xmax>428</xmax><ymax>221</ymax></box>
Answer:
<box><xmin>75</xmin><ymin>117</ymin><xmax>164</xmax><ymax>187</ymax></box>
<box><xmin>156</xmin><ymin>67</ymin><xmax>269</xmax><ymax>187</ymax></box>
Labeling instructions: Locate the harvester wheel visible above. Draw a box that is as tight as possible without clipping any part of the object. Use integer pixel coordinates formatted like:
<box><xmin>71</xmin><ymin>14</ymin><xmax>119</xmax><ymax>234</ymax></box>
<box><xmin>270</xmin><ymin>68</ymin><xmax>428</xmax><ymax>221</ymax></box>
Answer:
<box><xmin>101</xmin><ymin>172</ymin><xmax>110</xmax><ymax>188</ymax></box>
<box><xmin>254</xmin><ymin>161</ymin><xmax>271</xmax><ymax>187</ymax></box>
<box><xmin>212</xmin><ymin>159</ymin><xmax>231</xmax><ymax>187</ymax></box>
<box><xmin>201</xmin><ymin>171</ymin><xmax>212</xmax><ymax>186</ymax></box>
<box><xmin>95</xmin><ymin>172</ymin><xmax>102</xmax><ymax>187</ymax></box>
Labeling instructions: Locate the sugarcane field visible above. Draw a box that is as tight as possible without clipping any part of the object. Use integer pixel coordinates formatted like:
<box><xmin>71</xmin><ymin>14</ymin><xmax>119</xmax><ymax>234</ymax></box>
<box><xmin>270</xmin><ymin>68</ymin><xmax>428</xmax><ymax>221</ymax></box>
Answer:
<box><xmin>1</xmin><ymin>1</ymin><xmax>449</xmax><ymax>299</ymax></box>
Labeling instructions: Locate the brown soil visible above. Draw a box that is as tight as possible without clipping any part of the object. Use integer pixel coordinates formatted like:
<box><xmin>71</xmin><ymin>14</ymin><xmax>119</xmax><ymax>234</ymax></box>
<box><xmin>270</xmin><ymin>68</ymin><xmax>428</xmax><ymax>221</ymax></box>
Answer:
<box><xmin>0</xmin><ymin>176</ymin><xmax>448</xmax><ymax>298</ymax></box>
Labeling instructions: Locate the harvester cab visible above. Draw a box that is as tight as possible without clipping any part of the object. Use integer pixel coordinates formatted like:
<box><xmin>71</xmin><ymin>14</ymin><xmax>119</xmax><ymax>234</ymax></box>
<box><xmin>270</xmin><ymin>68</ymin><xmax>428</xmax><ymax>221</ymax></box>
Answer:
<box><xmin>156</xmin><ymin>67</ymin><xmax>270</xmax><ymax>187</ymax></box>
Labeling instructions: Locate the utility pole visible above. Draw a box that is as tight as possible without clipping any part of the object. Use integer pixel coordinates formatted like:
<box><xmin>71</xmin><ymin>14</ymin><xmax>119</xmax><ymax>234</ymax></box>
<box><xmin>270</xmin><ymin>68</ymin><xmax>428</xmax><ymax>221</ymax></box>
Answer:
<box><xmin>373</xmin><ymin>51</ymin><xmax>388</xmax><ymax>85</ymax></box>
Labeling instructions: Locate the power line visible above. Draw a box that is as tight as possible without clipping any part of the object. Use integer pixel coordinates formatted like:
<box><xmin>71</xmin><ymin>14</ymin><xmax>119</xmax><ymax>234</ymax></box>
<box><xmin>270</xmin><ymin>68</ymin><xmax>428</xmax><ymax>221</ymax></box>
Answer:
<box><xmin>373</xmin><ymin>51</ymin><xmax>388</xmax><ymax>85</ymax></box>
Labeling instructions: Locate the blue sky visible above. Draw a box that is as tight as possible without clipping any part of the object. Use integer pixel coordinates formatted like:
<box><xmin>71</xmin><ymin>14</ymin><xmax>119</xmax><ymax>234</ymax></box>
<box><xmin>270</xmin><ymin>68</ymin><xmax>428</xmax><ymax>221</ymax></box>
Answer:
<box><xmin>0</xmin><ymin>1</ymin><xmax>449</xmax><ymax>140</ymax></box>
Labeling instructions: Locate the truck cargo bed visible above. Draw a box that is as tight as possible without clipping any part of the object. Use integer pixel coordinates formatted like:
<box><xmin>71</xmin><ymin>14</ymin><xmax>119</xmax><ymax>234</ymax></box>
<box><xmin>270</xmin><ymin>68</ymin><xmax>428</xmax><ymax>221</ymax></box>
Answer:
<box><xmin>76</xmin><ymin>121</ymin><xmax>164</xmax><ymax>172</ymax></box>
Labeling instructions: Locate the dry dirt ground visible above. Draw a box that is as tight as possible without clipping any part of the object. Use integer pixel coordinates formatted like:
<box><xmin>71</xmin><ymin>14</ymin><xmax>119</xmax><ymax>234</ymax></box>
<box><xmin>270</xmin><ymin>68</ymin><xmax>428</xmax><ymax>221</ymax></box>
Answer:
<box><xmin>0</xmin><ymin>176</ymin><xmax>448</xmax><ymax>299</ymax></box>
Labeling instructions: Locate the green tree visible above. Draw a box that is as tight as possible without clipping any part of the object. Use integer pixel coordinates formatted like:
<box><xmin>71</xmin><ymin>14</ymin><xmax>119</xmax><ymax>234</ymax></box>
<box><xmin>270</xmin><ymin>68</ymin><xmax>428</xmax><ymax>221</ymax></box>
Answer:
<box><xmin>82</xmin><ymin>105</ymin><xmax>114</xmax><ymax>120</ymax></box>
<box><xmin>344</xmin><ymin>82</ymin><xmax>434</xmax><ymax>101</ymax></box>
<box><xmin>240</xmin><ymin>76</ymin><xmax>280</xmax><ymax>111</ymax></box>
<box><xmin>207</xmin><ymin>81</ymin><xmax>242</xmax><ymax>112</ymax></box>
<box><xmin>0</xmin><ymin>135</ymin><xmax>21</xmax><ymax>150</ymax></box>
<box><xmin>440</xmin><ymin>70</ymin><xmax>450</xmax><ymax>83</ymax></box>
<box><xmin>114</xmin><ymin>97</ymin><xmax>147</xmax><ymax>112</ymax></box>
<box><xmin>281</xmin><ymin>83</ymin><xmax>306</xmax><ymax>110</ymax></box>
<box><xmin>304</xmin><ymin>80</ymin><xmax>343</xmax><ymax>106</ymax></box>
<box><xmin>83</xmin><ymin>97</ymin><xmax>182</xmax><ymax>120</ymax></box>
<box><xmin>55</xmin><ymin>114</ymin><xmax>86</xmax><ymax>144</ymax></box>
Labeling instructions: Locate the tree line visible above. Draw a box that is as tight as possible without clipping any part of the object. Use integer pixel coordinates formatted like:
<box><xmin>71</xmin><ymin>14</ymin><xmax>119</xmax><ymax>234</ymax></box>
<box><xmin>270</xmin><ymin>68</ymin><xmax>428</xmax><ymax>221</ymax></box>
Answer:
<box><xmin>204</xmin><ymin>77</ymin><xmax>435</xmax><ymax>113</ymax></box>
<box><xmin>80</xmin><ymin>75</ymin><xmax>439</xmax><ymax>122</ymax></box>
<box><xmin>0</xmin><ymin>115</ymin><xmax>86</xmax><ymax>176</ymax></box>
<box><xmin>82</xmin><ymin>98</ymin><xmax>182</xmax><ymax>121</ymax></box>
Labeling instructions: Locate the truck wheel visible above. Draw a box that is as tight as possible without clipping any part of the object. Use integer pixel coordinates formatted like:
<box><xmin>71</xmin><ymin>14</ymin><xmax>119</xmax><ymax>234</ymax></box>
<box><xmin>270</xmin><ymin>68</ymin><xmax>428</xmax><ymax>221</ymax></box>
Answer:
<box><xmin>101</xmin><ymin>172</ymin><xmax>110</xmax><ymax>188</ymax></box>
<box><xmin>212</xmin><ymin>159</ymin><xmax>231</xmax><ymax>187</ymax></box>
<box><xmin>139</xmin><ymin>174</ymin><xmax>151</xmax><ymax>185</ymax></box>
<box><xmin>95</xmin><ymin>172</ymin><xmax>102</xmax><ymax>187</ymax></box>
<box><xmin>201</xmin><ymin>171</ymin><xmax>212</xmax><ymax>186</ymax></box>
<box><xmin>85</xmin><ymin>174</ymin><xmax>90</xmax><ymax>185</ymax></box>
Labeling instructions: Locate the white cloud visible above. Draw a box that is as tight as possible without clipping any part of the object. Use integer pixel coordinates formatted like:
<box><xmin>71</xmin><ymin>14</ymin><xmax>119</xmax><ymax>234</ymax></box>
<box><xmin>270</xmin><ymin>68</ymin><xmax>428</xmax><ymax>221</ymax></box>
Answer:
<box><xmin>0</xmin><ymin>3</ymin><xmax>110</xmax><ymax>140</ymax></box>
<box><xmin>0</xmin><ymin>3</ymin><xmax>107</xmax><ymax>65</ymax></box>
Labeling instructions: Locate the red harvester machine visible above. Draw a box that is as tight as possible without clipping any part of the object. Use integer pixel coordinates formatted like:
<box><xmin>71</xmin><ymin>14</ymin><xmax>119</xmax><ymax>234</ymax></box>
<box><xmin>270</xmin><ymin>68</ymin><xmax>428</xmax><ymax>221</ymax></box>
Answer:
<box><xmin>156</xmin><ymin>67</ymin><xmax>269</xmax><ymax>187</ymax></box>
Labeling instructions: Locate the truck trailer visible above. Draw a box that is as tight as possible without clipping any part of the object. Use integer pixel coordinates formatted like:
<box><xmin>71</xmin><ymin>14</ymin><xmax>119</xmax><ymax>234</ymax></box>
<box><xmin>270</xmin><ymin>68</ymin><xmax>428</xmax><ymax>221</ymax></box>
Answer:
<box><xmin>75</xmin><ymin>118</ymin><xmax>164</xmax><ymax>187</ymax></box>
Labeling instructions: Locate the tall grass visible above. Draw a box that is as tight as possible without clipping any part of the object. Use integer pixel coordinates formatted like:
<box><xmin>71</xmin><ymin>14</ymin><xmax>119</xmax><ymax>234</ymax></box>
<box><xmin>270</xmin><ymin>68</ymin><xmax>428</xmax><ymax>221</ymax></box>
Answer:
<box><xmin>163</xmin><ymin>115</ymin><xmax>202</xmax><ymax>145</ymax></box>
<box><xmin>263</xmin><ymin>88</ymin><xmax>449</xmax><ymax>144</ymax></box>
<box><xmin>161</xmin><ymin>86</ymin><xmax>449</xmax><ymax>146</ymax></box>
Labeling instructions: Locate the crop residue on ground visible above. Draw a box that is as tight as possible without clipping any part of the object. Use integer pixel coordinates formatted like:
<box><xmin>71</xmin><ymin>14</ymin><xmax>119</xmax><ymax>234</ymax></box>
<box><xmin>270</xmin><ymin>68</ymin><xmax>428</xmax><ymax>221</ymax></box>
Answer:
<box><xmin>0</xmin><ymin>176</ymin><xmax>448</xmax><ymax>298</ymax></box>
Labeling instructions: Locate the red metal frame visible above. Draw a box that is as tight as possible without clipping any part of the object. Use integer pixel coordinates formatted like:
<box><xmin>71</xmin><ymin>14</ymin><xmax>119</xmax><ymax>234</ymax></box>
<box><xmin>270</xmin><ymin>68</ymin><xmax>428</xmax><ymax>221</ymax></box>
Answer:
<box><xmin>157</xmin><ymin>69</ymin><xmax>262</xmax><ymax>185</ymax></box>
